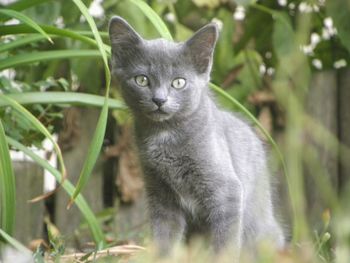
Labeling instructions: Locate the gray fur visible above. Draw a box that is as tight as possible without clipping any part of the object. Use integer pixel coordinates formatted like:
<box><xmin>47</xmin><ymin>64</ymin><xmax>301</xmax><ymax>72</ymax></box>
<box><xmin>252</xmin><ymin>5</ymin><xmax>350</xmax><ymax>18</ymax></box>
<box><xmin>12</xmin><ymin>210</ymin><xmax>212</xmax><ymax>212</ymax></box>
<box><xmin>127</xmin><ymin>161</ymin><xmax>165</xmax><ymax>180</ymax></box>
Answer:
<box><xmin>109</xmin><ymin>16</ymin><xmax>285</xmax><ymax>257</ymax></box>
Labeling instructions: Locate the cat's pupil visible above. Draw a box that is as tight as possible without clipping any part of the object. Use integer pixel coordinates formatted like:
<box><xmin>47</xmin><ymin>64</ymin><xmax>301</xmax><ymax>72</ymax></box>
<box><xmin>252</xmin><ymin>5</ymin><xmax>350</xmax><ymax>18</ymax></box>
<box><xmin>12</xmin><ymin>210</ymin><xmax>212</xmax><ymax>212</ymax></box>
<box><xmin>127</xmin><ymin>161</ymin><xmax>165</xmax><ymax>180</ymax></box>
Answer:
<box><xmin>172</xmin><ymin>78</ymin><xmax>186</xmax><ymax>89</ymax></box>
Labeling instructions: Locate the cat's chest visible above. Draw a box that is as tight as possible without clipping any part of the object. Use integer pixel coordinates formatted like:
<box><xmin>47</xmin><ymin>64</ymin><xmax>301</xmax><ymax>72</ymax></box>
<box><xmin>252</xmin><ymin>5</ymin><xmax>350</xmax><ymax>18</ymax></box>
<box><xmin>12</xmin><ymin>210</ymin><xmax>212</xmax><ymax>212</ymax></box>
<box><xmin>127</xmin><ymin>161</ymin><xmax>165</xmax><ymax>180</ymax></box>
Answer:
<box><xmin>138</xmin><ymin>130</ymin><xmax>201</xmax><ymax>187</ymax></box>
<box><xmin>140</xmin><ymin>131</ymin><xmax>190</xmax><ymax>171</ymax></box>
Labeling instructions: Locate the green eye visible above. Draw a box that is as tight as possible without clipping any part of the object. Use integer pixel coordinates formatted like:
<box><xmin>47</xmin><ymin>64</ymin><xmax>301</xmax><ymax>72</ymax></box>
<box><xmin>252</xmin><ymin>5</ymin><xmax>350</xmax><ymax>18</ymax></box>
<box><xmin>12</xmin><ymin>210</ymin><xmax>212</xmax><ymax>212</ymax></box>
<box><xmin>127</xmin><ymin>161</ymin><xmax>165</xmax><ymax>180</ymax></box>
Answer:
<box><xmin>172</xmin><ymin>78</ymin><xmax>186</xmax><ymax>89</ymax></box>
<box><xmin>134</xmin><ymin>75</ymin><xmax>149</xmax><ymax>87</ymax></box>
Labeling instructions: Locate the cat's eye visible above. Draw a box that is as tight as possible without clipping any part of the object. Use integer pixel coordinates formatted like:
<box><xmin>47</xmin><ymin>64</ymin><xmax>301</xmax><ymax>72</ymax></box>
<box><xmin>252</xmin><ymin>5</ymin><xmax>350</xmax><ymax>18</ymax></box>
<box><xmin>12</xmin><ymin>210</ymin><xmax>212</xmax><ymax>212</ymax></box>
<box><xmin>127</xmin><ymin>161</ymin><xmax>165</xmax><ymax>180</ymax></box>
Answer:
<box><xmin>134</xmin><ymin>75</ymin><xmax>149</xmax><ymax>87</ymax></box>
<box><xmin>171</xmin><ymin>78</ymin><xmax>186</xmax><ymax>89</ymax></box>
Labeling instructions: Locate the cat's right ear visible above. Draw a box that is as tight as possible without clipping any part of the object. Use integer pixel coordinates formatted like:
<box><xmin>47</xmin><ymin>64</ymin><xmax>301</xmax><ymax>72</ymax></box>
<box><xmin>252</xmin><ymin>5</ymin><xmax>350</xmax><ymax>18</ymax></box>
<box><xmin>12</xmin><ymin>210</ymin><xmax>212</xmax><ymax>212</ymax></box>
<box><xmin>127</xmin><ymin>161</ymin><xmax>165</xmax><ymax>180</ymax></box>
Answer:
<box><xmin>109</xmin><ymin>16</ymin><xmax>142</xmax><ymax>46</ymax></box>
<box><xmin>184</xmin><ymin>23</ymin><xmax>219</xmax><ymax>74</ymax></box>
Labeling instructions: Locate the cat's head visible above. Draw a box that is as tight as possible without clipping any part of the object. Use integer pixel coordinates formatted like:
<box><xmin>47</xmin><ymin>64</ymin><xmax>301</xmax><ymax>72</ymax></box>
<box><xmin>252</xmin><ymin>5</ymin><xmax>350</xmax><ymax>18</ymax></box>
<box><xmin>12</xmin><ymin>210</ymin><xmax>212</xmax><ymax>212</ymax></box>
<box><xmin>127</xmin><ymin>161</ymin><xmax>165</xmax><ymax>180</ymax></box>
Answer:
<box><xmin>109</xmin><ymin>16</ymin><xmax>218</xmax><ymax>122</ymax></box>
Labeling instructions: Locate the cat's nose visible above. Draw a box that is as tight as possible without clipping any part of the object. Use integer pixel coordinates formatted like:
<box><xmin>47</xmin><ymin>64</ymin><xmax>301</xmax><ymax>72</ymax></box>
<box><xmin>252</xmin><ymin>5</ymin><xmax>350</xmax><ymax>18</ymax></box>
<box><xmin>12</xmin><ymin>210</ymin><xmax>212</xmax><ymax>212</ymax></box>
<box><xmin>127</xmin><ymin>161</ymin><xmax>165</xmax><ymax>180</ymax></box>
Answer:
<box><xmin>152</xmin><ymin>97</ymin><xmax>167</xmax><ymax>107</ymax></box>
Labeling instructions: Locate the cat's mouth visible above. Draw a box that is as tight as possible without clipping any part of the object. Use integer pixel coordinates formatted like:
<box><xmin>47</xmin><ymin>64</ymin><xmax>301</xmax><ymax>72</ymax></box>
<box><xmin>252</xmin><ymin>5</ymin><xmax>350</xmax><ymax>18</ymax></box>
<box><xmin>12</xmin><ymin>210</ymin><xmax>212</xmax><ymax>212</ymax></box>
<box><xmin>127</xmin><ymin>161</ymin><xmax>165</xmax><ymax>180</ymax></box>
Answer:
<box><xmin>146</xmin><ymin>108</ymin><xmax>172</xmax><ymax>121</ymax></box>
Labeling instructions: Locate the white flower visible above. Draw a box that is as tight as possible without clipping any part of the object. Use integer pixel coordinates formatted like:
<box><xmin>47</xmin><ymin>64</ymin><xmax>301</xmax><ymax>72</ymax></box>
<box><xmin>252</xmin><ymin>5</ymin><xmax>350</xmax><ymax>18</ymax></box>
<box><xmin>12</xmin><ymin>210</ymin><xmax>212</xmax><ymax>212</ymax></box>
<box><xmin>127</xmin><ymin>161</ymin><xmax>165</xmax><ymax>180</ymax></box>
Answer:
<box><xmin>55</xmin><ymin>16</ymin><xmax>65</xmax><ymax>29</ymax></box>
<box><xmin>4</xmin><ymin>18</ymin><xmax>19</xmax><ymax>25</ymax></box>
<box><xmin>300</xmin><ymin>44</ymin><xmax>314</xmax><ymax>56</ymax></box>
<box><xmin>299</xmin><ymin>2</ymin><xmax>313</xmax><ymax>13</ymax></box>
<box><xmin>259</xmin><ymin>64</ymin><xmax>266</xmax><ymax>75</ymax></box>
<box><xmin>267</xmin><ymin>67</ymin><xmax>275</xmax><ymax>76</ymax></box>
<box><xmin>322</xmin><ymin>27</ymin><xmax>331</xmax><ymax>40</ymax></box>
<box><xmin>334</xmin><ymin>59</ymin><xmax>347</xmax><ymax>69</ymax></box>
<box><xmin>265</xmin><ymin>51</ymin><xmax>272</xmax><ymax>59</ymax></box>
<box><xmin>278</xmin><ymin>0</ymin><xmax>287</xmax><ymax>6</ymax></box>
<box><xmin>322</xmin><ymin>17</ymin><xmax>337</xmax><ymax>39</ymax></box>
<box><xmin>233</xmin><ymin>6</ymin><xmax>245</xmax><ymax>21</ymax></box>
<box><xmin>324</xmin><ymin>17</ymin><xmax>333</xmax><ymax>28</ymax></box>
<box><xmin>88</xmin><ymin>0</ymin><xmax>104</xmax><ymax>18</ymax></box>
<box><xmin>311</xmin><ymin>33</ymin><xmax>321</xmax><ymax>46</ymax></box>
<box><xmin>165</xmin><ymin>13</ymin><xmax>176</xmax><ymax>23</ymax></box>
<box><xmin>0</xmin><ymin>69</ymin><xmax>16</xmax><ymax>80</ymax></box>
<box><xmin>312</xmin><ymin>59</ymin><xmax>323</xmax><ymax>69</ymax></box>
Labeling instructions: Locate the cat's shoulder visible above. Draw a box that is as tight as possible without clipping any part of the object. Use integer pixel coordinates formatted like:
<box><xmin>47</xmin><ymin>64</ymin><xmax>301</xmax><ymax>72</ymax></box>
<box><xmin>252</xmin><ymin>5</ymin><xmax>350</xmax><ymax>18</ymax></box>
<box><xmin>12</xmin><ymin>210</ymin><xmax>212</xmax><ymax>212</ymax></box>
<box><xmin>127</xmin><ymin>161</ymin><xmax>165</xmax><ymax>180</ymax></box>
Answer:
<box><xmin>219</xmin><ymin>109</ymin><xmax>265</xmax><ymax>147</ymax></box>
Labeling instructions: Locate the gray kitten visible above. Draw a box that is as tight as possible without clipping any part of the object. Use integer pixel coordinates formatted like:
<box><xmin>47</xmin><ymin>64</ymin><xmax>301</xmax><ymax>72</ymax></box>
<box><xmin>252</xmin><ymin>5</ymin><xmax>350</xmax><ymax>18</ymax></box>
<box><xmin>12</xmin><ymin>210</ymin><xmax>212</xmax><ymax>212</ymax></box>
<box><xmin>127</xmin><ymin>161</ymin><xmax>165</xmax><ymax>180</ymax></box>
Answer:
<box><xmin>109</xmin><ymin>16</ymin><xmax>285</xmax><ymax>258</ymax></box>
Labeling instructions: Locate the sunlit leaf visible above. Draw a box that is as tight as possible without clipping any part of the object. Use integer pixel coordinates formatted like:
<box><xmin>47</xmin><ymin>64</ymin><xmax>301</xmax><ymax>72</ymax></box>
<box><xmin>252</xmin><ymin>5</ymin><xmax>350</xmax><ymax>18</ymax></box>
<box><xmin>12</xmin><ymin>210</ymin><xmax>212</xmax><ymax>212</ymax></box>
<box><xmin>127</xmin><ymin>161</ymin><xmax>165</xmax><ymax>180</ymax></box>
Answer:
<box><xmin>128</xmin><ymin>0</ymin><xmax>173</xmax><ymax>40</ymax></box>
<box><xmin>0</xmin><ymin>120</ymin><xmax>16</xmax><ymax>235</ymax></box>
<box><xmin>69</xmin><ymin>0</ymin><xmax>111</xmax><ymax>211</ymax></box>
<box><xmin>0</xmin><ymin>25</ymin><xmax>110</xmax><ymax>53</ymax></box>
<box><xmin>0</xmin><ymin>92</ymin><xmax>126</xmax><ymax>109</ymax></box>
<box><xmin>0</xmin><ymin>228</ymin><xmax>31</xmax><ymax>254</ymax></box>
<box><xmin>0</xmin><ymin>50</ymin><xmax>101</xmax><ymax>71</ymax></box>
<box><xmin>0</xmin><ymin>8</ymin><xmax>52</xmax><ymax>43</ymax></box>
<box><xmin>0</xmin><ymin>35</ymin><xmax>46</xmax><ymax>53</ymax></box>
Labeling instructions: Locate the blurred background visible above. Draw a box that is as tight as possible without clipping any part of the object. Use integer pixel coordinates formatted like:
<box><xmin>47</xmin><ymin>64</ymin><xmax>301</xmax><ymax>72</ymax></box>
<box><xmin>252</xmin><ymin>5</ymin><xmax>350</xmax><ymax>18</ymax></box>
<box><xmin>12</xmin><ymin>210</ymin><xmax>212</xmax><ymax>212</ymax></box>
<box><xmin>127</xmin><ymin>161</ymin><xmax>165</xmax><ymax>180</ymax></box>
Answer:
<box><xmin>0</xmin><ymin>0</ymin><xmax>349</xmax><ymax>262</ymax></box>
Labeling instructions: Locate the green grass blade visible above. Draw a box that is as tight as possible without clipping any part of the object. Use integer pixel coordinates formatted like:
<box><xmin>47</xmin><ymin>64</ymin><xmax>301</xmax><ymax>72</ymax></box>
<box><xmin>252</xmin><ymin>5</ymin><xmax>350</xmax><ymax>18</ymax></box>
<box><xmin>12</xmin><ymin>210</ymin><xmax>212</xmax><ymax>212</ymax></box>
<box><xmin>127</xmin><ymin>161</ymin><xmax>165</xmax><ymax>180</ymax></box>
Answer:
<box><xmin>68</xmin><ymin>0</ymin><xmax>111</xmax><ymax>209</ymax></box>
<box><xmin>6</xmin><ymin>137</ymin><xmax>106</xmax><ymax>246</ymax></box>
<box><xmin>0</xmin><ymin>25</ymin><xmax>110</xmax><ymax>54</ymax></box>
<box><xmin>68</xmin><ymin>104</ymin><xmax>108</xmax><ymax>207</ymax></box>
<box><xmin>0</xmin><ymin>120</ymin><xmax>16</xmax><ymax>236</ymax></box>
<box><xmin>0</xmin><ymin>228</ymin><xmax>31</xmax><ymax>254</ymax></box>
<box><xmin>0</xmin><ymin>34</ymin><xmax>47</xmax><ymax>53</ymax></box>
<box><xmin>0</xmin><ymin>92</ymin><xmax>126</xmax><ymax>109</ymax></box>
<box><xmin>71</xmin><ymin>0</ymin><xmax>109</xmax><ymax>69</ymax></box>
<box><xmin>0</xmin><ymin>95</ymin><xmax>66</xmax><ymax>191</ymax></box>
<box><xmin>128</xmin><ymin>0</ymin><xmax>173</xmax><ymax>40</ymax></box>
<box><xmin>0</xmin><ymin>9</ymin><xmax>52</xmax><ymax>43</ymax></box>
<box><xmin>0</xmin><ymin>50</ymin><xmax>101</xmax><ymax>71</ymax></box>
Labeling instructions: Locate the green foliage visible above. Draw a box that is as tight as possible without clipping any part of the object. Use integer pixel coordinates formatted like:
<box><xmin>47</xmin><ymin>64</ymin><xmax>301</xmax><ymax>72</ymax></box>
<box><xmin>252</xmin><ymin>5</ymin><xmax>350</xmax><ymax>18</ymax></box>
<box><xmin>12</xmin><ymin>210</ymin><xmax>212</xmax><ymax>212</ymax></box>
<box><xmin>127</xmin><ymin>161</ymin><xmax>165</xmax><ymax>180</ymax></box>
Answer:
<box><xmin>326</xmin><ymin>0</ymin><xmax>350</xmax><ymax>54</ymax></box>
<box><xmin>68</xmin><ymin>0</ymin><xmax>111</xmax><ymax>207</ymax></box>
<box><xmin>0</xmin><ymin>121</ymin><xmax>16</xmax><ymax>236</ymax></box>
<box><xmin>0</xmin><ymin>9</ymin><xmax>52</xmax><ymax>42</ymax></box>
<box><xmin>0</xmin><ymin>77</ymin><xmax>66</xmax><ymax>147</ymax></box>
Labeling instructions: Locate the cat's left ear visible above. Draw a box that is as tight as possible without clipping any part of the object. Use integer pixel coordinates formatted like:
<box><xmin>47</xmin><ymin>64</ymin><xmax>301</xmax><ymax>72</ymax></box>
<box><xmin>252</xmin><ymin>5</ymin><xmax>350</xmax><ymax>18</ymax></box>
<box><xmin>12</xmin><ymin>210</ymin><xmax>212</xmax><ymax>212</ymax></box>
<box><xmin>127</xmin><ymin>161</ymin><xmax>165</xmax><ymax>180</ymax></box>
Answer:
<box><xmin>184</xmin><ymin>23</ymin><xmax>219</xmax><ymax>74</ymax></box>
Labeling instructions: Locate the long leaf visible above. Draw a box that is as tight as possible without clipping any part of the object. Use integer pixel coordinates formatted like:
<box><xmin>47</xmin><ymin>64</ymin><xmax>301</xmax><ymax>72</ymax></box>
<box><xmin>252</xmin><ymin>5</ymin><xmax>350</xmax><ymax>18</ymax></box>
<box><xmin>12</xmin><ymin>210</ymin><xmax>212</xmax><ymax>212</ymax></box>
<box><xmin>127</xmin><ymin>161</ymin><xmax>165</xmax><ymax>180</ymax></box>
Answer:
<box><xmin>0</xmin><ymin>92</ymin><xmax>126</xmax><ymax>109</ymax></box>
<box><xmin>0</xmin><ymin>25</ymin><xmax>111</xmax><ymax>54</ymax></box>
<box><xmin>0</xmin><ymin>50</ymin><xmax>101</xmax><ymax>71</ymax></box>
<box><xmin>0</xmin><ymin>95</ymin><xmax>66</xmax><ymax>198</ymax></box>
<box><xmin>68</xmin><ymin>0</ymin><xmax>111</xmax><ymax>209</ymax></box>
<box><xmin>68</xmin><ymin>104</ymin><xmax>108</xmax><ymax>207</ymax></box>
<box><xmin>0</xmin><ymin>9</ymin><xmax>52</xmax><ymax>43</ymax></box>
<box><xmin>0</xmin><ymin>34</ymin><xmax>47</xmax><ymax>53</ymax></box>
<box><xmin>0</xmin><ymin>120</ymin><xmax>16</xmax><ymax>236</ymax></box>
<box><xmin>6</xmin><ymin>137</ymin><xmax>105</xmax><ymax>246</ymax></box>
<box><xmin>0</xmin><ymin>228</ymin><xmax>31</xmax><ymax>254</ymax></box>
<box><xmin>128</xmin><ymin>0</ymin><xmax>173</xmax><ymax>40</ymax></box>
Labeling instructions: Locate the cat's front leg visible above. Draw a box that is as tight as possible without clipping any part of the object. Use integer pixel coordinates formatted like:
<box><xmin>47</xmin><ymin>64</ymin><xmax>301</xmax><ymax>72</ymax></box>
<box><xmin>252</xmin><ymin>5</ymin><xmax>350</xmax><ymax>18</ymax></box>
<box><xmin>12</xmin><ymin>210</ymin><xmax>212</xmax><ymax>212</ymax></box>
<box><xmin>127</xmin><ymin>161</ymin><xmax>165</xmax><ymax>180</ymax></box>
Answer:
<box><xmin>206</xmin><ymin>180</ymin><xmax>244</xmax><ymax>260</ymax></box>
<box><xmin>146</xmin><ymin>180</ymin><xmax>186</xmax><ymax>256</ymax></box>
